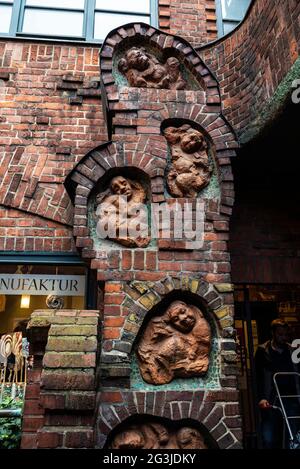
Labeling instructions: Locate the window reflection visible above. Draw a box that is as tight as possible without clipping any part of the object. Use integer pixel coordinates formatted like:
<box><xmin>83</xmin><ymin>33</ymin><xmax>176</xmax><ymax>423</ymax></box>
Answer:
<box><xmin>26</xmin><ymin>0</ymin><xmax>85</xmax><ymax>8</ymax></box>
<box><xmin>22</xmin><ymin>9</ymin><xmax>84</xmax><ymax>37</ymax></box>
<box><xmin>217</xmin><ymin>0</ymin><xmax>251</xmax><ymax>37</ymax></box>
<box><xmin>95</xmin><ymin>0</ymin><xmax>150</xmax><ymax>14</ymax></box>
<box><xmin>94</xmin><ymin>12</ymin><xmax>149</xmax><ymax>40</ymax></box>
<box><xmin>0</xmin><ymin>4</ymin><xmax>12</xmax><ymax>33</ymax></box>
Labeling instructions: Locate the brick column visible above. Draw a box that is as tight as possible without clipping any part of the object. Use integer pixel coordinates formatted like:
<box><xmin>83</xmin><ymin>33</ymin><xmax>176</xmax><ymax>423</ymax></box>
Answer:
<box><xmin>20</xmin><ymin>309</ymin><xmax>100</xmax><ymax>449</ymax></box>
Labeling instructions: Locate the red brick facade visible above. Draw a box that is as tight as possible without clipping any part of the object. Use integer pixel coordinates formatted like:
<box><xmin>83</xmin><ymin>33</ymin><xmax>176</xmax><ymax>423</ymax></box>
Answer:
<box><xmin>158</xmin><ymin>0</ymin><xmax>217</xmax><ymax>45</ymax></box>
<box><xmin>200</xmin><ymin>0</ymin><xmax>300</xmax><ymax>139</ymax></box>
<box><xmin>21</xmin><ymin>309</ymin><xmax>99</xmax><ymax>449</ymax></box>
<box><xmin>0</xmin><ymin>0</ymin><xmax>298</xmax><ymax>451</ymax></box>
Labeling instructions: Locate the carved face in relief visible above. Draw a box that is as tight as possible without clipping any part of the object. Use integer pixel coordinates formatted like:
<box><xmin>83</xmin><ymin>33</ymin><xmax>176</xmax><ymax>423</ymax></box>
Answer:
<box><xmin>109</xmin><ymin>421</ymin><xmax>208</xmax><ymax>449</ymax></box>
<box><xmin>177</xmin><ymin>427</ymin><xmax>207</xmax><ymax>450</ymax></box>
<box><xmin>180</xmin><ymin>129</ymin><xmax>205</xmax><ymax>154</ymax></box>
<box><xmin>136</xmin><ymin>300</ymin><xmax>211</xmax><ymax>385</ymax></box>
<box><xmin>124</xmin><ymin>47</ymin><xmax>150</xmax><ymax>71</ymax></box>
<box><xmin>110</xmin><ymin>176</ymin><xmax>133</xmax><ymax>198</ymax></box>
<box><xmin>167</xmin><ymin>301</ymin><xmax>196</xmax><ymax>333</ymax></box>
<box><xmin>118</xmin><ymin>46</ymin><xmax>186</xmax><ymax>90</ymax></box>
<box><xmin>163</xmin><ymin>124</ymin><xmax>211</xmax><ymax>198</ymax></box>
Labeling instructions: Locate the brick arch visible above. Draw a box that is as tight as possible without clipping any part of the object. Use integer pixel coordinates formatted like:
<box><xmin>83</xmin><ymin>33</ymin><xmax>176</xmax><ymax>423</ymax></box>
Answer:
<box><xmin>65</xmin><ymin>137</ymin><xmax>170</xmax><ymax>258</ymax></box>
<box><xmin>159</xmin><ymin>108</ymin><xmax>238</xmax><ymax>157</ymax></box>
<box><xmin>101</xmin><ymin>413</ymin><xmax>219</xmax><ymax>449</ymax></box>
<box><xmin>102</xmin><ymin>275</ymin><xmax>233</xmax><ymax>362</ymax></box>
<box><xmin>158</xmin><ymin>113</ymin><xmax>237</xmax><ymax>209</ymax></box>
<box><xmin>97</xmin><ymin>393</ymin><xmax>241</xmax><ymax>449</ymax></box>
<box><xmin>100</xmin><ymin>22</ymin><xmax>221</xmax><ymax>111</ymax></box>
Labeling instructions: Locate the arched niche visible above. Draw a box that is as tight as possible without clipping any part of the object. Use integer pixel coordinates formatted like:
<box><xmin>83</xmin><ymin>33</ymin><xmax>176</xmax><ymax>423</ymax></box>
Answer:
<box><xmin>113</xmin><ymin>39</ymin><xmax>201</xmax><ymax>91</ymax></box>
<box><xmin>88</xmin><ymin>166</ymin><xmax>152</xmax><ymax>250</ymax></box>
<box><xmin>160</xmin><ymin>118</ymin><xmax>220</xmax><ymax>200</ymax></box>
<box><xmin>131</xmin><ymin>290</ymin><xmax>220</xmax><ymax>390</ymax></box>
<box><xmin>104</xmin><ymin>414</ymin><xmax>219</xmax><ymax>450</ymax></box>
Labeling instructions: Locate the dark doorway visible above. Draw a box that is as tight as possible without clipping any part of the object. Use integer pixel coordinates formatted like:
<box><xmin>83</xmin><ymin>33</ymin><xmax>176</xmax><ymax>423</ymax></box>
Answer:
<box><xmin>229</xmin><ymin>99</ymin><xmax>300</xmax><ymax>448</ymax></box>
<box><xmin>234</xmin><ymin>284</ymin><xmax>300</xmax><ymax>449</ymax></box>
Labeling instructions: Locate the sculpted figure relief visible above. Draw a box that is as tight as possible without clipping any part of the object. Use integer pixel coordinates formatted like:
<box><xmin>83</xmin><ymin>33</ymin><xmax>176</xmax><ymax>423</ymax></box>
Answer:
<box><xmin>110</xmin><ymin>421</ymin><xmax>207</xmax><ymax>449</ymax></box>
<box><xmin>96</xmin><ymin>175</ymin><xmax>150</xmax><ymax>248</ymax></box>
<box><xmin>118</xmin><ymin>47</ymin><xmax>186</xmax><ymax>90</ymax></box>
<box><xmin>163</xmin><ymin>124</ymin><xmax>212</xmax><ymax>198</ymax></box>
<box><xmin>136</xmin><ymin>301</ymin><xmax>211</xmax><ymax>385</ymax></box>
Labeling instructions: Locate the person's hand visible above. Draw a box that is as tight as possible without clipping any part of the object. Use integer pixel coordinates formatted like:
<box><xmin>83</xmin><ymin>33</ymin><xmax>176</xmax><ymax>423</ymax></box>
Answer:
<box><xmin>259</xmin><ymin>399</ymin><xmax>272</xmax><ymax>409</ymax></box>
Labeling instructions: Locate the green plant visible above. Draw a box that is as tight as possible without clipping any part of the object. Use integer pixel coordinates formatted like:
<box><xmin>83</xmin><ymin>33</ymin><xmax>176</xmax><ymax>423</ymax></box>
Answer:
<box><xmin>0</xmin><ymin>397</ymin><xmax>23</xmax><ymax>449</ymax></box>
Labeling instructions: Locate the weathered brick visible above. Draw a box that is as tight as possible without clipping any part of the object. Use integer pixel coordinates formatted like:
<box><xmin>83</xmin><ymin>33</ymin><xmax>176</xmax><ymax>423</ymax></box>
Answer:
<box><xmin>41</xmin><ymin>370</ymin><xmax>95</xmax><ymax>390</ymax></box>
<box><xmin>64</xmin><ymin>429</ymin><xmax>94</xmax><ymax>448</ymax></box>
<box><xmin>46</xmin><ymin>336</ymin><xmax>97</xmax><ymax>352</ymax></box>
<box><xmin>43</xmin><ymin>352</ymin><xmax>96</xmax><ymax>368</ymax></box>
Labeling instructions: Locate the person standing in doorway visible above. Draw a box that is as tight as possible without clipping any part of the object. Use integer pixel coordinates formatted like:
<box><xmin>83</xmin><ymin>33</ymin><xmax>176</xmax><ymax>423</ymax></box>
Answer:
<box><xmin>255</xmin><ymin>319</ymin><xmax>300</xmax><ymax>449</ymax></box>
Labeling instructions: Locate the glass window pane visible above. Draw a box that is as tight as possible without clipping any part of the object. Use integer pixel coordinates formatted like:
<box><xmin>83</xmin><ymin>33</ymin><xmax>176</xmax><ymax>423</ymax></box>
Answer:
<box><xmin>221</xmin><ymin>0</ymin><xmax>251</xmax><ymax>21</ymax></box>
<box><xmin>96</xmin><ymin>0</ymin><xmax>150</xmax><ymax>14</ymax></box>
<box><xmin>22</xmin><ymin>9</ymin><xmax>84</xmax><ymax>36</ymax></box>
<box><xmin>223</xmin><ymin>20</ymin><xmax>239</xmax><ymax>35</ymax></box>
<box><xmin>26</xmin><ymin>0</ymin><xmax>85</xmax><ymax>8</ymax></box>
<box><xmin>94</xmin><ymin>12</ymin><xmax>150</xmax><ymax>39</ymax></box>
<box><xmin>0</xmin><ymin>5</ymin><xmax>12</xmax><ymax>33</ymax></box>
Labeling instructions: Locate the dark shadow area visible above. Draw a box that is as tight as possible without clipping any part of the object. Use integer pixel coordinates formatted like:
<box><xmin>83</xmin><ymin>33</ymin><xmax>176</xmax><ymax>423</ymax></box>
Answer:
<box><xmin>230</xmin><ymin>100</ymin><xmax>300</xmax><ymax>284</ymax></box>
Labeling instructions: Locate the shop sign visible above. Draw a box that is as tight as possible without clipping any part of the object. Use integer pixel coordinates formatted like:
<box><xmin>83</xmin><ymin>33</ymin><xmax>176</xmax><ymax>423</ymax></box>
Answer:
<box><xmin>0</xmin><ymin>274</ymin><xmax>85</xmax><ymax>296</ymax></box>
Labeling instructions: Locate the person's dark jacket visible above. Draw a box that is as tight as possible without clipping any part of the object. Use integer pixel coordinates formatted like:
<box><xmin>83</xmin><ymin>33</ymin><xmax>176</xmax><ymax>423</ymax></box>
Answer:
<box><xmin>254</xmin><ymin>340</ymin><xmax>299</xmax><ymax>404</ymax></box>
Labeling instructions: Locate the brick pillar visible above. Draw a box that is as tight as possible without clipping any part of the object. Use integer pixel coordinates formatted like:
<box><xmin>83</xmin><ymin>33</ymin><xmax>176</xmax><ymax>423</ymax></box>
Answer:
<box><xmin>20</xmin><ymin>309</ymin><xmax>100</xmax><ymax>449</ymax></box>
<box><xmin>21</xmin><ymin>323</ymin><xmax>49</xmax><ymax>449</ymax></box>
<box><xmin>66</xmin><ymin>23</ymin><xmax>242</xmax><ymax>449</ymax></box>
<box><xmin>159</xmin><ymin>0</ymin><xmax>218</xmax><ymax>45</ymax></box>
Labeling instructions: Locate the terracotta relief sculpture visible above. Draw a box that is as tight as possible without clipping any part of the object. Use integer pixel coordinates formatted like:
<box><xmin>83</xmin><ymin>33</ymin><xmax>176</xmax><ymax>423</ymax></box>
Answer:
<box><xmin>118</xmin><ymin>47</ymin><xmax>186</xmax><ymax>90</ymax></box>
<box><xmin>163</xmin><ymin>124</ymin><xmax>212</xmax><ymax>198</ymax></box>
<box><xmin>110</xmin><ymin>422</ymin><xmax>207</xmax><ymax>449</ymax></box>
<box><xmin>96</xmin><ymin>175</ymin><xmax>150</xmax><ymax>248</ymax></box>
<box><xmin>136</xmin><ymin>301</ymin><xmax>211</xmax><ymax>385</ymax></box>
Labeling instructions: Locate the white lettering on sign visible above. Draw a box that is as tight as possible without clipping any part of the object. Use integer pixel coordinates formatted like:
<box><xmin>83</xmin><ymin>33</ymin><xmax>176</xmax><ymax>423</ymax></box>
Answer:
<box><xmin>0</xmin><ymin>275</ymin><xmax>85</xmax><ymax>296</ymax></box>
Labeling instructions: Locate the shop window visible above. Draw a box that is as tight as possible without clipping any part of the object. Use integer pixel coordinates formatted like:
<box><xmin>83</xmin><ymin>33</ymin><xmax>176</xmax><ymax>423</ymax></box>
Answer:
<box><xmin>0</xmin><ymin>264</ymin><xmax>86</xmax><ymax>335</ymax></box>
<box><xmin>1</xmin><ymin>0</ymin><xmax>158</xmax><ymax>41</ymax></box>
<box><xmin>216</xmin><ymin>0</ymin><xmax>251</xmax><ymax>37</ymax></box>
<box><xmin>0</xmin><ymin>263</ymin><xmax>86</xmax><ymax>403</ymax></box>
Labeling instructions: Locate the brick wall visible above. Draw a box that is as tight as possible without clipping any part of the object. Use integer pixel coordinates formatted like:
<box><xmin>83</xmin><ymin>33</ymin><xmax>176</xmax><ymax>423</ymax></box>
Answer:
<box><xmin>0</xmin><ymin>207</ymin><xmax>74</xmax><ymax>252</ymax></box>
<box><xmin>165</xmin><ymin>0</ymin><xmax>209</xmax><ymax>47</ymax></box>
<box><xmin>229</xmin><ymin>103</ymin><xmax>300</xmax><ymax>284</ymax></box>
<box><xmin>159</xmin><ymin>0</ymin><xmax>218</xmax><ymax>45</ymax></box>
<box><xmin>1</xmin><ymin>1</ymin><xmax>299</xmax><ymax>255</ymax></box>
<box><xmin>0</xmin><ymin>41</ymin><xmax>105</xmax><ymax>251</ymax></box>
<box><xmin>21</xmin><ymin>309</ymin><xmax>99</xmax><ymax>449</ymax></box>
<box><xmin>199</xmin><ymin>0</ymin><xmax>300</xmax><ymax>140</ymax></box>
<box><xmin>99</xmin><ymin>390</ymin><xmax>242</xmax><ymax>449</ymax></box>
<box><xmin>0</xmin><ymin>0</ymin><xmax>299</xmax><ymax>451</ymax></box>
<box><xmin>64</xmin><ymin>23</ymin><xmax>242</xmax><ymax>449</ymax></box>
<box><xmin>205</xmin><ymin>0</ymin><xmax>218</xmax><ymax>42</ymax></box>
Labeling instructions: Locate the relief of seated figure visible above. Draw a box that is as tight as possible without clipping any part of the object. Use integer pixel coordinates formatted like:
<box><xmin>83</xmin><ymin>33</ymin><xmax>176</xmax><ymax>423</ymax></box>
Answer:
<box><xmin>118</xmin><ymin>47</ymin><xmax>186</xmax><ymax>90</ymax></box>
<box><xmin>110</xmin><ymin>421</ymin><xmax>208</xmax><ymax>449</ymax></box>
<box><xmin>136</xmin><ymin>300</ymin><xmax>211</xmax><ymax>385</ymax></box>
<box><xmin>96</xmin><ymin>175</ymin><xmax>150</xmax><ymax>248</ymax></box>
<box><xmin>163</xmin><ymin>124</ymin><xmax>212</xmax><ymax>198</ymax></box>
